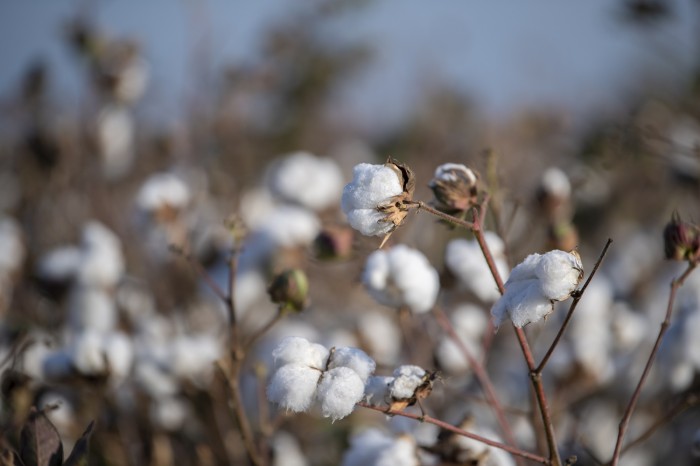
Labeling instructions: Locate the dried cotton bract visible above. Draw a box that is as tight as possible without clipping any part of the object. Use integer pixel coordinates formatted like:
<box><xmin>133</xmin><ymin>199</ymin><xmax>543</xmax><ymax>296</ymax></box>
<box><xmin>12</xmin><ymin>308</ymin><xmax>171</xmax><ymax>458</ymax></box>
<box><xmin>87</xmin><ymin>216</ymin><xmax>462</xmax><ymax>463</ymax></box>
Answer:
<box><xmin>341</xmin><ymin>160</ymin><xmax>414</xmax><ymax>238</ymax></box>
<box><xmin>491</xmin><ymin>249</ymin><xmax>583</xmax><ymax>329</ymax></box>
<box><xmin>362</xmin><ymin>245</ymin><xmax>440</xmax><ymax>313</ymax></box>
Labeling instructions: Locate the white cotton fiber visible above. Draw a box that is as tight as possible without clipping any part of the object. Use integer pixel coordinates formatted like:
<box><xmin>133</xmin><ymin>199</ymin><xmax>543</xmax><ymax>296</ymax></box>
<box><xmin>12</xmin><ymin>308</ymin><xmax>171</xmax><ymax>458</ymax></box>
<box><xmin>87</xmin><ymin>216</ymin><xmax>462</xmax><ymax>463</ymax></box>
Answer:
<box><xmin>317</xmin><ymin>366</ymin><xmax>365</xmax><ymax>421</ymax></box>
<box><xmin>272</xmin><ymin>336</ymin><xmax>330</xmax><ymax>369</ymax></box>
<box><xmin>267</xmin><ymin>363</ymin><xmax>322</xmax><ymax>413</ymax></box>
<box><xmin>328</xmin><ymin>346</ymin><xmax>376</xmax><ymax>384</ymax></box>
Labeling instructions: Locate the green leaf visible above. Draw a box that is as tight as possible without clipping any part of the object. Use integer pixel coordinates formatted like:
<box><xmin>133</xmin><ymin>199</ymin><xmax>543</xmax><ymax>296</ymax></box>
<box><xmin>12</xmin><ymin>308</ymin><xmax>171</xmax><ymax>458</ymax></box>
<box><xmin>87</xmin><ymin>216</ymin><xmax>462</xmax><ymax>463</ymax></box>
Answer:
<box><xmin>62</xmin><ymin>421</ymin><xmax>94</xmax><ymax>466</ymax></box>
<box><xmin>19</xmin><ymin>408</ymin><xmax>63</xmax><ymax>466</ymax></box>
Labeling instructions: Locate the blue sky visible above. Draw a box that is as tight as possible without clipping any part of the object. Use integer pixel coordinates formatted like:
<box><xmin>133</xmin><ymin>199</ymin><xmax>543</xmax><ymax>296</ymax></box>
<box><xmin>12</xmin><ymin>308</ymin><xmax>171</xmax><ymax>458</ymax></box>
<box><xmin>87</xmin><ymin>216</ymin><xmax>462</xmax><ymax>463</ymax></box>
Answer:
<box><xmin>1</xmin><ymin>1</ymin><xmax>698</xmax><ymax>131</ymax></box>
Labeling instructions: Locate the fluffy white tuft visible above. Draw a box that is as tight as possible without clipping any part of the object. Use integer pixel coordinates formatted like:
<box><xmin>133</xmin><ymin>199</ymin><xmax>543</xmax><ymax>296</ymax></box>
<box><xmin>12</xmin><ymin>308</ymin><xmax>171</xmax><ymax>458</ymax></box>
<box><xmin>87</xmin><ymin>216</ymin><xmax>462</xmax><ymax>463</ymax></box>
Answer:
<box><xmin>267</xmin><ymin>363</ymin><xmax>322</xmax><ymax>413</ymax></box>
<box><xmin>316</xmin><ymin>366</ymin><xmax>365</xmax><ymax>421</ymax></box>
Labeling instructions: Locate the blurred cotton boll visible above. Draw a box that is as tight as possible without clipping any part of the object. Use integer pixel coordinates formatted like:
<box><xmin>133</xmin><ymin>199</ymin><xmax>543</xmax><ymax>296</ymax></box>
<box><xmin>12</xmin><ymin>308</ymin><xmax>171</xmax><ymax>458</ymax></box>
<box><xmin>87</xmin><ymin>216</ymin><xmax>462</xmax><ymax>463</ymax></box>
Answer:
<box><xmin>77</xmin><ymin>221</ymin><xmax>125</xmax><ymax>289</ymax></box>
<box><xmin>267</xmin><ymin>151</ymin><xmax>344</xmax><ymax>211</ymax></box>
<box><xmin>68</xmin><ymin>286</ymin><xmax>117</xmax><ymax>333</ymax></box>
<box><xmin>255</xmin><ymin>205</ymin><xmax>321</xmax><ymax>249</ymax></box>
<box><xmin>445</xmin><ymin>232</ymin><xmax>509</xmax><ymax>302</ymax></box>
<box><xmin>70</xmin><ymin>330</ymin><xmax>133</xmax><ymax>381</ymax></box>
<box><xmin>150</xmin><ymin>396</ymin><xmax>188</xmax><ymax>431</ymax></box>
<box><xmin>166</xmin><ymin>334</ymin><xmax>222</xmax><ymax>385</ymax></box>
<box><xmin>436</xmin><ymin>304</ymin><xmax>488</xmax><ymax>375</ymax></box>
<box><xmin>342</xmin><ymin>429</ymin><xmax>419</xmax><ymax>466</ymax></box>
<box><xmin>362</xmin><ymin>245</ymin><xmax>440</xmax><ymax>313</ymax></box>
<box><xmin>96</xmin><ymin>104</ymin><xmax>135</xmax><ymax>180</ymax></box>
<box><xmin>36</xmin><ymin>246</ymin><xmax>81</xmax><ymax>285</ymax></box>
<box><xmin>136</xmin><ymin>172</ymin><xmax>191</xmax><ymax>218</ymax></box>
<box><xmin>272</xmin><ymin>431</ymin><xmax>308</xmax><ymax>466</ymax></box>
<box><xmin>358</xmin><ymin>311</ymin><xmax>401</xmax><ymax>365</ymax></box>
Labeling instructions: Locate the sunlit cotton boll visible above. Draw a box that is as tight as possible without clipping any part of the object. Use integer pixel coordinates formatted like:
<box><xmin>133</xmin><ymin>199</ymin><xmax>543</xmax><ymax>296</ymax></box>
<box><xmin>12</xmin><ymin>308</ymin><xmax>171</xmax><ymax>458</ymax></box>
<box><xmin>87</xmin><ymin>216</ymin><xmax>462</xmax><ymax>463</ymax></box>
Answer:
<box><xmin>358</xmin><ymin>312</ymin><xmax>401</xmax><ymax>365</ymax></box>
<box><xmin>267</xmin><ymin>151</ymin><xmax>344</xmax><ymax>211</ymax></box>
<box><xmin>341</xmin><ymin>163</ymin><xmax>404</xmax><ymax>237</ymax></box>
<box><xmin>445</xmin><ymin>232</ymin><xmax>508</xmax><ymax>302</ymax></box>
<box><xmin>328</xmin><ymin>346</ymin><xmax>376</xmax><ymax>383</ymax></box>
<box><xmin>136</xmin><ymin>172</ymin><xmax>191</xmax><ymax>214</ymax></box>
<box><xmin>272</xmin><ymin>431</ymin><xmax>308</xmax><ymax>466</ymax></box>
<box><xmin>96</xmin><ymin>104</ymin><xmax>135</xmax><ymax>180</ymax></box>
<box><xmin>389</xmin><ymin>365</ymin><xmax>426</xmax><ymax>399</ymax></box>
<box><xmin>362</xmin><ymin>245</ymin><xmax>439</xmax><ymax>313</ymax></box>
<box><xmin>77</xmin><ymin>221</ymin><xmax>125</xmax><ymax>289</ymax></box>
<box><xmin>317</xmin><ymin>366</ymin><xmax>365</xmax><ymax>421</ymax></box>
<box><xmin>254</xmin><ymin>205</ymin><xmax>321</xmax><ymax>249</ymax></box>
<box><xmin>267</xmin><ymin>363</ymin><xmax>323</xmax><ymax>413</ymax></box>
<box><xmin>272</xmin><ymin>336</ymin><xmax>330</xmax><ymax>369</ymax></box>
<box><xmin>68</xmin><ymin>286</ymin><xmax>117</xmax><ymax>333</ymax></box>
<box><xmin>491</xmin><ymin>250</ymin><xmax>582</xmax><ymax>329</ymax></box>
<box><xmin>166</xmin><ymin>335</ymin><xmax>221</xmax><ymax>383</ymax></box>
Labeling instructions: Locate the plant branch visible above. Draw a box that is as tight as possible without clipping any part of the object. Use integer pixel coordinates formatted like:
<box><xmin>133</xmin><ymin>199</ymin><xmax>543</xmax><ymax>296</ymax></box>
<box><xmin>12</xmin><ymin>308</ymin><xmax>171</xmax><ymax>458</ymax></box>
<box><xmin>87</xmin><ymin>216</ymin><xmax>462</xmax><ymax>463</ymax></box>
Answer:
<box><xmin>357</xmin><ymin>402</ymin><xmax>551</xmax><ymax>465</ymax></box>
<box><xmin>609</xmin><ymin>261</ymin><xmax>698</xmax><ymax>466</ymax></box>
<box><xmin>404</xmin><ymin>200</ymin><xmax>475</xmax><ymax>230</ymax></box>
<box><xmin>433</xmin><ymin>306</ymin><xmax>524</xmax><ymax>466</ymax></box>
<box><xmin>536</xmin><ymin>238</ymin><xmax>613</xmax><ymax>373</ymax></box>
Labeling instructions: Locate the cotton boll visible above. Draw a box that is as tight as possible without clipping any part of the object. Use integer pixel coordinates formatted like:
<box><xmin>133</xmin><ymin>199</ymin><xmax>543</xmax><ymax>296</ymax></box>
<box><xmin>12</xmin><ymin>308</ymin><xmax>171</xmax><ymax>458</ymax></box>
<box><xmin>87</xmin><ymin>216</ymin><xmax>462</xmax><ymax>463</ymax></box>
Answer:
<box><xmin>317</xmin><ymin>366</ymin><xmax>365</xmax><ymax>421</ymax></box>
<box><xmin>96</xmin><ymin>105</ymin><xmax>135</xmax><ymax>180</ymax></box>
<box><xmin>134</xmin><ymin>360</ymin><xmax>178</xmax><ymax>398</ymax></box>
<box><xmin>341</xmin><ymin>163</ymin><xmax>404</xmax><ymax>237</ymax></box>
<box><xmin>358</xmin><ymin>312</ymin><xmax>401</xmax><ymax>365</ymax></box>
<box><xmin>77</xmin><ymin>221</ymin><xmax>125</xmax><ymax>288</ymax></box>
<box><xmin>272</xmin><ymin>337</ymin><xmax>330</xmax><ymax>370</ymax></box>
<box><xmin>267</xmin><ymin>363</ymin><xmax>322</xmax><ymax>413</ymax></box>
<box><xmin>167</xmin><ymin>335</ymin><xmax>221</xmax><ymax>382</ymax></box>
<box><xmin>267</xmin><ymin>151</ymin><xmax>344</xmax><ymax>211</ymax></box>
<box><xmin>37</xmin><ymin>246</ymin><xmax>81</xmax><ymax>283</ymax></box>
<box><xmin>328</xmin><ymin>347</ymin><xmax>376</xmax><ymax>383</ymax></box>
<box><xmin>445</xmin><ymin>232</ymin><xmax>509</xmax><ymax>302</ymax></box>
<box><xmin>390</xmin><ymin>365</ymin><xmax>426</xmax><ymax>399</ymax></box>
<box><xmin>70</xmin><ymin>331</ymin><xmax>108</xmax><ymax>375</ymax></box>
<box><xmin>436</xmin><ymin>304</ymin><xmax>488</xmax><ymax>374</ymax></box>
<box><xmin>610</xmin><ymin>303</ymin><xmax>648</xmax><ymax>352</ymax></box>
<box><xmin>362</xmin><ymin>245</ymin><xmax>439</xmax><ymax>313</ymax></box>
<box><xmin>103</xmin><ymin>332</ymin><xmax>134</xmax><ymax>381</ymax></box>
<box><xmin>540</xmin><ymin>167</ymin><xmax>571</xmax><ymax>200</ymax></box>
<box><xmin>364</xmin><ymin>376</ymin><xmax>393</xmax><ymax>405</ymax></box>
<box><xmin>342</xmin><ymin>428</ymin><xmax>394</xmax><ymax>466</ymax></box>
<box><xmin>240</xmin><ymin>187</ymin><xmax>277</xmax><ymax>230</ymax></box>
<box><xmin>375</xmin><ymin>435</ymin><xmax>419</xmax><ymax>466</ymax></box>
<box><xmin>492</xmin><ymin>278</ymin><xmax>552</xmax><ymax>328</ymax></box>
<box><xmin>272</xmin><ymin>431</ymin><xmax>308</xmax><ymax>466</ymax></box>
<box><xmin>68</xmin><ymin>286</ymin><xmax>117</xmax><ymax>333</ymax></box>
<box><xmin>136</xmin><ymin>172</ymin><xmax>191</xmax><ymax>213</ymax></box>
<box><xmin>150</xmin><ymin>396</ymin><xmax>188</xmax><ymax>431</ymax></box>
<box><xmin>536</xmin><ymin>250</ymin><xmax>583</xmax><ymax>301</ymax></box>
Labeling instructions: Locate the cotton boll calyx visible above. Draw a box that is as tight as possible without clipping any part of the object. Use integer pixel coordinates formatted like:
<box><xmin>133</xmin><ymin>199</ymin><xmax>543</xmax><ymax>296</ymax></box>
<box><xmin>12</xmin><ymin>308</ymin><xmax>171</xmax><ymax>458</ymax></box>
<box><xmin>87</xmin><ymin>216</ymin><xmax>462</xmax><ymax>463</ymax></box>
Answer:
<box><xmin>362</xmin><ymin>245</ymin><xmax>439</xmax><ymax>313</ymax></box>
<box><xmin>341</xmin><ymin>160</ymin><xmax>414</xmax><ymax>237</ymax></box>
<box><xmin>491</xmin><ymin>249</ymin><xmax>583</xmax><ymax>329</ymax></box>
<box><xmin>267</xmin><ymin>151</ymin><xmax>344</xmax><ymax>211</ymax></box>
<box><xmin>428</xmin><ymin>163</ymin><xmax>479</xmax><ymax>212</ymax></box>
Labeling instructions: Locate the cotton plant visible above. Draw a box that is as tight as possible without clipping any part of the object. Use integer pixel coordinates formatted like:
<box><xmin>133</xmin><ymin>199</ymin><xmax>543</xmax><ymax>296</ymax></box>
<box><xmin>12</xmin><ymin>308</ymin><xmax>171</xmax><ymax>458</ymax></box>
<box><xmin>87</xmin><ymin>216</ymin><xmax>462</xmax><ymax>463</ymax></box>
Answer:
<box><xmin>136</xmin><ymin>171</ymin><xmax>192</xmax><ymax>219</ymax></box>
<box><xmin>491</xmin><ymin>249</ymin><xmax>583</xmax><ymax>329</ymax></box>
<box><xmin>266</xmin><ymin>151</ymin><xmax>344</xmax><ymax>211</ymax></box>
<box><xmin>266</xmin><ymin>336</ymin><xmax>376</xmax><ymax>421</ymax></box>
<box><xmin>362</xmin><ymin>245</ymin><xmax>440</xmax><ymax>314</ymax></box>
<box><xmin>445</xmin><ymin>232</ymin><xmax>509</xmax><ymax>302</ymax></box>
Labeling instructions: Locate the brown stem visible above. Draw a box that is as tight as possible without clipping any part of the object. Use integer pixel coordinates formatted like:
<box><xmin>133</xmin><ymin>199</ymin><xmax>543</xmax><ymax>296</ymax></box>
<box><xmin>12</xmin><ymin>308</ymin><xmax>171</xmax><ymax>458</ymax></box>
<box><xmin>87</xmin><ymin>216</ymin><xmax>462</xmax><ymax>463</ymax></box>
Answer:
<box><xmin>433</xmin><ymin>306</ymin><xmax>524</xmax><ymax>466</ymax></box>
<box><xmin>357</xmin><ymin>402</ymin><xmax>551</xmax><ymax>464</ymax></box>
<box><xmin>621</xmin><ymin>393</ymin><xmax>699</xmax><ymax>455</ymax></box>
<box><xmin>609</xmin><ymin>261</ymin><xmax>698</xmax><ymax>466</ymax></box>
<box><xmin>228</xmin><ymin>250</ymin><xmax>241</xmax><ymax>355</ymax></box>
<box><xmin>244</xmin><ymin>311</ymin><xmax>285</xmax><ymax>349</ymax></box>
<box><xmin>404</xmin><ymin>200</ymin><xmax>475</xmax><ymax>230</ymax></box>
<box><xmin>536</xmin><ymin>239</ymin><xmax>613</xmax><ymax>373</ymax></box>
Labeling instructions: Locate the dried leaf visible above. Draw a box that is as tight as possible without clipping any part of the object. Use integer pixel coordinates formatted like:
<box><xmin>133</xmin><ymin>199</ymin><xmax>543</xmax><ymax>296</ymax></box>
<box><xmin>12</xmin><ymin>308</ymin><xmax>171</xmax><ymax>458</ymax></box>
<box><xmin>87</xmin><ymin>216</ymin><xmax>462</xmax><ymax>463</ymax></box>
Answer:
<box><xmin>19</xmin><ymin>408</ymin><xmax>63</xmax><ymax>466</ymax></box>
<box><xmin>62</xmin><ymin>421</ymin><xmax>94</xmax><ymax>466</ymax></box>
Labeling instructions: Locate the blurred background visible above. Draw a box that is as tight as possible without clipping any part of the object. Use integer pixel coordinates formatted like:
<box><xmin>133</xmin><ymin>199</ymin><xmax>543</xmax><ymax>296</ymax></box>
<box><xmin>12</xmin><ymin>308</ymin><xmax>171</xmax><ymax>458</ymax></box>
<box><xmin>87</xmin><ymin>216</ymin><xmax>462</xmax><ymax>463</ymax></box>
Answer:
<box><xmin>1</xmin><ymin>1</ymin><xmax>700</xmax><ymax>465</ymax></box>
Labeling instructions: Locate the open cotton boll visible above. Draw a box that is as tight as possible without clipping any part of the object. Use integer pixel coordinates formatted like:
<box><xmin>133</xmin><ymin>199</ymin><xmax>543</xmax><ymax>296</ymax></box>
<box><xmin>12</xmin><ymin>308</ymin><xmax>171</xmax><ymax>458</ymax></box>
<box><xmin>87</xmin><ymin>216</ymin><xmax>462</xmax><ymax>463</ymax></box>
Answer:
<box><xmin>68</xmin><ymin>286</ymin><xmax>117</xmax><ymax>333</ymax></box>
<box><xmin>267</xmin><ymin>151</ymin><xmax>344</xmax><ymax>211</ymax></box>
<box><xmin>272</xmin><ymin>431</ymin><xmax>309</xmax><ymax>466</ymax></box>
<box><xmin>136</xmin><ymin>172</ymin><xmax>191</xmax><ymax>212</ymax></box>
<box><xmin>167</xmin><ymin>335</ymin><xmax>221</xmax><ymax>382</ymax></box>
<box><xmin>267</xmin><ymin>363</ymin><xmax>322</xmax><ymax>413</ymax></box>
<box><xmin>272</xmin><ymin>336</ymin><xmax>330</xmax><ymax>369</ymax></box>
<box><xmin>375</xmin><ymin>435</ymin><xmax>419</xmax><ymax>466</ymax></box>
<box><xmin>37</xmin><ymin>246</ymin><xmax>81</xmax><ymax>283</ymax></box>
<box><xmin>70</xmin><ymin>330</ymin><xmax>108</xmax><ymax>375</ymax></box>
<box><xmin>102</xmin><ymin>332</ymin><xmax>134</xmax><ymax>381</ymax></box>
<box><xmin>342</xmin><ymin>428</ymin><xmax>394</xmax><ymax>466</ymax></box>
<box><xmin>96</xmin><ymin>105</ymin><xmax>135</xmax><ymax>180</ymax></box>
<box><xmin>358</xmin><ymin>312</ymin><xmax>401</xmax><ymax>365</ymax></box>
<box><xmin>491</xmin><ymin>250</ymin><xmax>582</xmax><ymax>329</ymax></box>
<box><xmin>255</xmin><ymin>205</ymin><xmax>321</xmax><ymax>248</ymax></box>
<box><xmin>77</xmin><ymin>221</ymin><xmax>125</xmax><ymax>288</ymax></box>
<box><xmin>341</xmin><ymin>163</ymin><xmax>404</xmax><ymax>236</ymax></box>
<box><xmin>362</xmin><ymin>245</ymin><xmax>439</xmax><ymax>313</ymax></box>
<box><xmin>390</xmin><ymin>365</ymin><xmax>426</xmax><ymax>399</ymax></box>
<box><xmin>328</xmin><ymin>347</ymin><xmax>376</xmax><ymax>384</ymax></box>
<box><xmin>317</xmin><ymin>366</ymin><xmax>365</xmax><ymax>421</ymax></box>
<box><xmin>445</xmin><ymin>232</ymin><xmax>509</xmax><ymax>302</ymax></box>
<box><xmin>436</xmin><ymin>304</ymin><xmax>488</xmax><ymax>374</ymax></box>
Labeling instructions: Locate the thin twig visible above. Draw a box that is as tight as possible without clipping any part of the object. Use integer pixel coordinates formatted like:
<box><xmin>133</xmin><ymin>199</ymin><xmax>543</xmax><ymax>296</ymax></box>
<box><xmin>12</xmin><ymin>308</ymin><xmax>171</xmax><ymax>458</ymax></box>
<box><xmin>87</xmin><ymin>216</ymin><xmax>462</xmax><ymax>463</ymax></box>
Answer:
<box><xmin>228</xmin><ymin>250</ymin><xmax>241</xmax><ymax>355</ymax></box>
<box><xmin>433</xmin><ymin>306</ymin><xmax>524</xmax><ymax>466</ymax></box>
<box><xmin>536</xmin><ymin>239</ymin><xmax>613</xmax><ymax>373</ymax></box>
<box><xmin>244</xmin><ymin>311</ymin><xmax>285</xmax><ymax>349</ymax></box>
<box><xmin>609</xmin><ymin>261</ymin><xmax>698</xmax><ymax>466</ymax></box>
<box><xmin>621</xmin><ymin>393</ymin><xmax>699</xmax><ymax>455</ymax></box>
<box><xmin>405</xmin><ymin>200</ymin><xmax>475</xmax><ymax>230</ymax></box>
<box><xmin>357</xmin><ymin>402</ymin><xmax>551</xmax><ymax>464</ymax></box>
